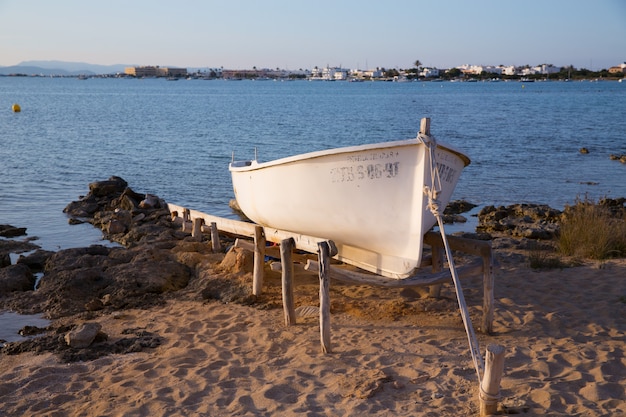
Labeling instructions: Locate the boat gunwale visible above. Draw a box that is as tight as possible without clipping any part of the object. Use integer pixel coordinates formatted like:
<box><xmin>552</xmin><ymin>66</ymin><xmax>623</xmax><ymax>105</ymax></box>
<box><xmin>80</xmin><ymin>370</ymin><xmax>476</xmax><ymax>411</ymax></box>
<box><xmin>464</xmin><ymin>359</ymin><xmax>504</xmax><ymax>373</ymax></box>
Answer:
<box><xmin>230</xmin><ymin>137</ymin><xmax>470</xmax><ymax>171</ymax></box>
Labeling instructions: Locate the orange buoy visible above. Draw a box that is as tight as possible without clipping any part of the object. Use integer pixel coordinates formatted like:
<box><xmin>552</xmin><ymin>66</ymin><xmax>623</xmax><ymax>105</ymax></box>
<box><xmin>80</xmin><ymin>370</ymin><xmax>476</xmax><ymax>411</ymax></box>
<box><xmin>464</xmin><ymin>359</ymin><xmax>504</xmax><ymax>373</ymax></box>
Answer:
<box><xmin>12</xmin><ymin>103</ymin><xmax>21</xmax><ymax>112</ymax></box>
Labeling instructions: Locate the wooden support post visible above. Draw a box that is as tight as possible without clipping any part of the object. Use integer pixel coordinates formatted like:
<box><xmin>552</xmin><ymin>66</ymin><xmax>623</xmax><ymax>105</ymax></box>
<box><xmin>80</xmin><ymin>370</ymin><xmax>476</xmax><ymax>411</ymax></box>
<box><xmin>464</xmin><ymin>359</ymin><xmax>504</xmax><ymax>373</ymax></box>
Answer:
<box><xmin>182</xmin><ymin>208</ymin><xmax>191</xmax><ymax>232</ymax></box>
<box><xmin>192</xmin><ymin>217</ymin><xmax>204</xmax><ymax>241</ymax></box>
<box><xmin>479</xmin><ymin>344</ymin><xmax>505</xmax><ymax>416</ymax></box>
<box><xmin>252</xmin><ymin>225</ymin><xmax>266</xmax><ymax>296</ymax></box>
<box><xmin>424</xmin><ymin>231</ymin><xmax>495</xmax><ymax>334</ymax></box>
<box><xmin>482</xmin><ymin>246</ymin><xmax>495</xmax><ymax>334</ymax></box>
<box><xmin>429</xmin><ymin>244</ymin><xmax>444</xmax><ymax>298</ymax></box>
<box><xmin>210</xmin><ymin>222</ymin><xmax>222</xmax><ymax>252</ymax></box>
<box><xmin>281</xmin><ymin>238</ymin><xmax>296</xmax><ymax>326</ymax></box>
<box><xmin>318</xmin><ymin>240</ymin><xmax>337</xmax><ymax>354</ymax></box>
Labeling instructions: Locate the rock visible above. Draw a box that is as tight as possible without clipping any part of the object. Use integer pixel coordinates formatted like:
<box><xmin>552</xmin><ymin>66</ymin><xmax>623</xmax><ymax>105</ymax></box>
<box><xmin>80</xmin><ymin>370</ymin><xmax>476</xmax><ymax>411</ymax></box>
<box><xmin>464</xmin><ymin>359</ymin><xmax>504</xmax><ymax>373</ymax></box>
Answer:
<box><xmin>0</xmin><ymin>253</ymin><xmax>10</xmax><ymax>268</ymax></box>
<box><xmin>88</xmin><ymin>176</ymin><xmax>128</xmax><ymax>197</ymax></box>
<box><xmin>85</xmin><ymin>298</ymin><xmax>104</xmax><ymax>311</ymax></box>
<box><xmin>0</xmin><ymin>225</ymin><xmax>27</xmax><ymax>238</ymax></box>
<box><xmin>220</xmin><ymin>246</ymin><xmax>253</xmax><ymax>274</ymax></box>
<box><xmin>139</xmin><ymin>194</ymin><xmax>160</xmax><ymax>209</ymax></box>
<box><xmin>477</xmin><ymin>203</ymin><xmax>562</xmax><ymax>239</ymax></box>
<box><xmin>64</xmin><ymin>322</ymin><xmax>103</xmax><ymax>348</ymax></box>
<box><xmin>16</xmin><ymin>249</ymin><xmax>55</xmax><ymax>272</ymax></box>
<box><xmin>19</xmin><ymin>325</ymin><xmax>47</xmax><ymax>336</ymax></box>
<box><xmin>444</xmin><ymin>200</ymin><xmax>477</xmax><ymax>215</ymax></box>
<box><xmin>107</xmin><ymin>219</ymin><xmax>127</xmax><ymax>234</ymax></box>
<box><xmin>0</xmin><ymin>264</ymin><xmax>36</xmax><ymax>296</ymax></box>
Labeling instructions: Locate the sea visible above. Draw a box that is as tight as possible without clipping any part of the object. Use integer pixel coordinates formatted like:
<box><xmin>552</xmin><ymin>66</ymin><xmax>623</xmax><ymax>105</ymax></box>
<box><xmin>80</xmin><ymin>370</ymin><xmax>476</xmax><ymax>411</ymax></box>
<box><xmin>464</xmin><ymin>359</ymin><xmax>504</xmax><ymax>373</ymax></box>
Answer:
<box><xmin>1</xmin><ymin>76</ymin><xmax>625</xmax><ymax>341</ymax></box>
<box><xmin>1</xmin><ymin>76</ymin><xmax>625</xmax><ymax>252</ymax></box>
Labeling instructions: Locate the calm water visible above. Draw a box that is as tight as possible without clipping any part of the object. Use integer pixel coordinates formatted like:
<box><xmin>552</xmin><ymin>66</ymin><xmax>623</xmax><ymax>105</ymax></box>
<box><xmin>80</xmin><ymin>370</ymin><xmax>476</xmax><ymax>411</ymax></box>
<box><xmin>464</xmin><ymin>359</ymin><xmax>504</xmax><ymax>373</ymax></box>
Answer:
<box><xmin>1</xmin><ymin>77</ymin><xmax>625</xmax><ymax>251</ymax></box>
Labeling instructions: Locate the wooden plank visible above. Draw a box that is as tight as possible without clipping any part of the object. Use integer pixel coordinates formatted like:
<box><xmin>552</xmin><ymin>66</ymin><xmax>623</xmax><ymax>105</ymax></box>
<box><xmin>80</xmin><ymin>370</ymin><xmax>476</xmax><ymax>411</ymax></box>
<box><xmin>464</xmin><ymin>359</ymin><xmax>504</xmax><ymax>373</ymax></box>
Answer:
<box><xmin>424</xmin><ymin>231</ymin><xmax>492</xmax><ymax>258</ymax></box>
<box><xmin>168</xmin><ymin>203</ymin><xmax>328</xmax><ymax>253</ymax></box>
<box><xmin>305</xmin><ymin>258</ymin><xmax>484</xmax><ymax>288</ymax></box>
<box><xmin>168</xmin><ymin>203</ymin><xmax>257</xmax><ymax>238</ymax></box>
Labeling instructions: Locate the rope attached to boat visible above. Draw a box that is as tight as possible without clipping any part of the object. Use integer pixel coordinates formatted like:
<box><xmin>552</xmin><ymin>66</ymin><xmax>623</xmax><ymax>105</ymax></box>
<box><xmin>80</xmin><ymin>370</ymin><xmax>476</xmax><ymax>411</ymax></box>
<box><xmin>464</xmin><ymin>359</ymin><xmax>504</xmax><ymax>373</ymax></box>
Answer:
<box><xmin>417</xmin><ymin>132</ymin><xmax>485</xmax><ymax>382</ymax></box>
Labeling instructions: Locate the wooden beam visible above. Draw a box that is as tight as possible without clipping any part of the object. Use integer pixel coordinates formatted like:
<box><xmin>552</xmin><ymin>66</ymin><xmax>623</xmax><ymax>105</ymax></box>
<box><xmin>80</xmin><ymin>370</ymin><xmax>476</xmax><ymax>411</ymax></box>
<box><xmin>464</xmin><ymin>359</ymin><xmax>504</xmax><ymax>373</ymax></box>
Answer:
<box><xmin>304</xmin><ymin>258</ymin><xmax>483</xmax><ymax>288</ymax></box>
<box><xmin>424</xmin><ymin>231</ymin><xmax>492</xmax><ymax>258</ymax></box>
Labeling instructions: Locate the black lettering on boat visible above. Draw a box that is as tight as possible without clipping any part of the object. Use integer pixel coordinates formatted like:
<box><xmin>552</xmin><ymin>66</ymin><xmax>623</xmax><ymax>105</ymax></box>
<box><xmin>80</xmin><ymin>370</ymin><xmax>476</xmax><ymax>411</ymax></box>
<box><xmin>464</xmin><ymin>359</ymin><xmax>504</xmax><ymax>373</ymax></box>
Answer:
<box><xmin>331</xmin><ymin>162</ymin><xmax>401</xmax><ymax>183</ymax></box>
<box><xmin>436</xmin><ymin>163</ymin><xmax>457</xmax><ymax>183</ymax></box>
<box><xmin>357</xmin><ymin>165</ymin><xmax>365</xmax><ymax>180</ymax></box>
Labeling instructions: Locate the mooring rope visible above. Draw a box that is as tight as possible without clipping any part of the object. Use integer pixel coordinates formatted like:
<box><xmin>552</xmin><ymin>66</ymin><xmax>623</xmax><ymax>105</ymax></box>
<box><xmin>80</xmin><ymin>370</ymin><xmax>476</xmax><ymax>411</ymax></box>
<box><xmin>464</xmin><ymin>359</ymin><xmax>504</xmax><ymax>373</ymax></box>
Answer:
<box><xmin>417</xmin><ymin>132</ymin><xmax>485</xmax><ymax>382</ymax></box>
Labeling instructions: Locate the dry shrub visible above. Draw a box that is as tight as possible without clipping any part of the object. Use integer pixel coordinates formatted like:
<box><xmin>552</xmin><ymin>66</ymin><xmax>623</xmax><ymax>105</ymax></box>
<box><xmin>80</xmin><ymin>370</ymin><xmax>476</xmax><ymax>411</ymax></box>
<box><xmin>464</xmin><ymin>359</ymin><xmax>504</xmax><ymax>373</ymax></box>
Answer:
<box><xmin>558</xmin><ymin>196</ymin><xmax>626</xmax><ymax>260</ymax></box>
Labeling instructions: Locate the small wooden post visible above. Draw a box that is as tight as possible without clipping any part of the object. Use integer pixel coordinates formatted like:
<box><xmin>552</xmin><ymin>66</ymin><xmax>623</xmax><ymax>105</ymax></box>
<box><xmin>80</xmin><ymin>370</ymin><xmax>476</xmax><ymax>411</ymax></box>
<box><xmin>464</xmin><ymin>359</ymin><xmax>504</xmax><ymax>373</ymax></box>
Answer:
<box><xmin>482</xmin><ymin>246</ymin><xmax>495</xmax><ymax>334</ymax></box>
<box><xmin>429</xmin><ymin>244</ymin><xmax>444</xmax><ymax>298</ymax></box>
<box><xmin>318</xmin><ymin>240</ymin><xmax>337</xmax><ymax>354</ymax></box>
<box><xmin>210</xmin><ymin>222</ymin><xmax>222</xmax><ymax>252</ymax></box>
<box><xmin>182</xmin><ymin>208</ymin><xmax>191</xmax><ymax>232</ymax></box>
<box><xmin>281</xmin><ymin>238</ymin><xmax>296</xmax><ymax>326</ymax></box>
<box><xmin>420</xmin><ymin>117</ymin><xmax>431</xmax><ymax>136</ymax></box>
<box><xmin>192</xmin><ymin>217</ymin><xmax>204</xmax><ymax>241</ymax></box>
<box><xmin>479</xmin><ymin>344</ymin><xmax>505</xmax><ymax>416</ymax></box>
<box><xmin>252</xmin><ymin>225</ymin><xmax>266</xmax><ymax>296</ymax></box>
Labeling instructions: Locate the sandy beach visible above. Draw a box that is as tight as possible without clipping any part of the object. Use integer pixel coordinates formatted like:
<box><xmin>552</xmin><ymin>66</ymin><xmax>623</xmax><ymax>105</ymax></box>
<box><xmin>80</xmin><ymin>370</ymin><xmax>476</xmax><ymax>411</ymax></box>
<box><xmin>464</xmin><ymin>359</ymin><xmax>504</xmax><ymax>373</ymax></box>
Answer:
<box><xmin>0</xmin><ymin>238</ymin><xmax>624</xmax><ymax>417</ymax></box>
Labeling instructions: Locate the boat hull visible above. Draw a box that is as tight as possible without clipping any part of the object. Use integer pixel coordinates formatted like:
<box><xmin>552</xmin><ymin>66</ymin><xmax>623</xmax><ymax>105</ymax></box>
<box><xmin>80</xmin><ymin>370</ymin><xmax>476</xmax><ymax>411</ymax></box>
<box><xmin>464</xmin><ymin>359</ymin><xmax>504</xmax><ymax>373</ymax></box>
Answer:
<box><xmin>230</xmin><ymin>138</ymin><xmax>469</xmax><ymax>278</ymax></box>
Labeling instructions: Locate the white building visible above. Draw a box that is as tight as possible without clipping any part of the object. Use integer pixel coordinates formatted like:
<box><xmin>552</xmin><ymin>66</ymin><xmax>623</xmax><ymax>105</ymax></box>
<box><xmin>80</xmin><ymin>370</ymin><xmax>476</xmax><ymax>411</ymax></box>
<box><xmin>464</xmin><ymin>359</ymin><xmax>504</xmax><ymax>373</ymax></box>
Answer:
<box><xmin>420</xmin><ymin>67</ymin><xmax>440</xmax><ymax>77</ymax></box>
<box><xmin>310</xmin><ymin>66</ymin><xmax>350</xmax><ymax>80</ymax></box>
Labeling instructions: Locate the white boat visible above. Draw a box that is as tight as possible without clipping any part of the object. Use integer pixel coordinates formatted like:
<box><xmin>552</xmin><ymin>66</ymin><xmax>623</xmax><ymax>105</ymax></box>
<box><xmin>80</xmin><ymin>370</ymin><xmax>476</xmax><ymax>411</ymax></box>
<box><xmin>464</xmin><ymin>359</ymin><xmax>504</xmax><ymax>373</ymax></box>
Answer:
<box><xmin>229</xmin><ymin>123</ymin><xmax>470</xmax><ymax>279</ymax></box>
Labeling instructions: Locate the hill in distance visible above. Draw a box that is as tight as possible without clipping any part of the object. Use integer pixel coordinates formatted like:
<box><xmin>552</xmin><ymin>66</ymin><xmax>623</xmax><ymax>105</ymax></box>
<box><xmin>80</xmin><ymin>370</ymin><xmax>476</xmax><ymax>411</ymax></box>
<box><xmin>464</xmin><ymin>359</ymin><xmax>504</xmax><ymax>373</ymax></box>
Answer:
<box><xmin>0</xmin><ymin>60</ymin><xmax>131</xmax><ymax>75</ymax></box>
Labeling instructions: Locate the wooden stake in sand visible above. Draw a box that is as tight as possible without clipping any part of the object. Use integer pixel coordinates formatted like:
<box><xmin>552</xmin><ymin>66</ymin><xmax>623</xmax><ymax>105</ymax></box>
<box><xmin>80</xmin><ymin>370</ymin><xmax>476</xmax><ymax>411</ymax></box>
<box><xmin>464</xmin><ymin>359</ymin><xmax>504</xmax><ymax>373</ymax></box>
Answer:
<box><xmin>252</xmin><ymin>225</ymin><xmax>266</xmax><ymax>296</ymax></box>
<box><xmin>281</xmin><ymin>238</ymin><xmax>296</xmax><ymax>326</ymax></box>
<box><xmin>479</xmin><ymin>344</ymin><xmax>505</xmax><ymax>416</ymax></box>
<box><xmin>192</xmin><ymin>217</ymin><xmax>204</xmax><ymax>241</ymax></box>
<box><xmin>318</xmin><ymin>240</ymin><xmax>337</xmax><ymax>354</ymax></box>
<box><xmin>210</xmin><ymin>222</ymin><xmax>222</xmax><ymax>252</ymax></box>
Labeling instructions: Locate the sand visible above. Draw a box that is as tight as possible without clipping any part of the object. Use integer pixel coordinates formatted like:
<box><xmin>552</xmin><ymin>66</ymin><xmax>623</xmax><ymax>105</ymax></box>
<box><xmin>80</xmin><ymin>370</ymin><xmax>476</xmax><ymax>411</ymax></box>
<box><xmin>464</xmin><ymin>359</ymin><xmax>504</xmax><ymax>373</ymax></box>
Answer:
<box><xmin>0</xmin><ymin>248</ymin><xmax>624</xmax><ymax>416</ymax></box>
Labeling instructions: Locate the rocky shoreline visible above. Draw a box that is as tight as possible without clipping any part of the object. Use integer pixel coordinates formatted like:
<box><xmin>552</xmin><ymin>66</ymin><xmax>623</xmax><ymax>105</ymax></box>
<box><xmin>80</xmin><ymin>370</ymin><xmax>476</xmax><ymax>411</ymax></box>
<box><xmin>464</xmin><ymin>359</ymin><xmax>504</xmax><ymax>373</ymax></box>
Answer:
<box><xmin>1</xmin><ymin>177</ymin><xmax>623</xmax><ymax>362</ymax></box>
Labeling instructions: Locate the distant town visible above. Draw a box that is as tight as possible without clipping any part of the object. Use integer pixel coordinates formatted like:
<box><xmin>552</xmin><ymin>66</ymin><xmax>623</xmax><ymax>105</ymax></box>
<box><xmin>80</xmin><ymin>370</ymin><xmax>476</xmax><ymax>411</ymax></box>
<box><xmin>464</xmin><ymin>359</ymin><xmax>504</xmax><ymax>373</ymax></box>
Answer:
<box><xmin>3</xmin><ymin>61</ymin><xmax>626</xmax><ymax>81</ymax></box>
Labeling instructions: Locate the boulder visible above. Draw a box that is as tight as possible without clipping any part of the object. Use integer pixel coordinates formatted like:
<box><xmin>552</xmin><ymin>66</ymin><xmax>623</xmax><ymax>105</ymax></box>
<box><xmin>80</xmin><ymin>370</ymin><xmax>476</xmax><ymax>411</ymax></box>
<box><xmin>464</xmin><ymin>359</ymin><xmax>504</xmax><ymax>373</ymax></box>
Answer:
<box><xmin>64</xmin><ymin>322</ymin><xmax>103</xmax><ymax>348</ymax></box>
<box><xmin>0</xmin><ymin>264</ymin><xmax>36</xmax><ymax>295</ymax></box>
<box><xmin>0</xmin><ymin>225</ymin><xmax>27</xmax><ymax>238</ymax></box>
<box><xmin>220</xmin><ymin>246</ymin><xmax>253</xmax><ymax>274</ymax></box>
<box><xmin>17</xmin><ymin>249</ymin><xmax>55</xmax><ymax>272</ymax></box>
<box><xmin>88</xmin><ymin>176</ymin><xmax>128</xmax><ymax>197</ymax></box>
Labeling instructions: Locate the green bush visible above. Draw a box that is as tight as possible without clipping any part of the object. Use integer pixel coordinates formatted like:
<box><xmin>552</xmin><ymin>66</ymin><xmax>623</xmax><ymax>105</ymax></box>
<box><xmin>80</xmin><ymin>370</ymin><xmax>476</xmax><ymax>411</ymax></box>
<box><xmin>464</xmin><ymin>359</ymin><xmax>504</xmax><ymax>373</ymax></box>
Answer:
<box><xmin>558</xmin><ymin>197</ymin><xmax>626</xmax><ymax>260</ymax></box>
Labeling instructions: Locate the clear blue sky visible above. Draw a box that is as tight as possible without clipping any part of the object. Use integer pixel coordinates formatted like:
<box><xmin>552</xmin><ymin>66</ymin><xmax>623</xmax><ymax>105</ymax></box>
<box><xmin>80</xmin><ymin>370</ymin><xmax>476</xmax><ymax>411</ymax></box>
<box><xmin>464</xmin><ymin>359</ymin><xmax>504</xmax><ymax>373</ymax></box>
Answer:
<box><xmin>1</xmin><ymin>0</ymin><xmax>624</xmax><ymax>70</ymax></box>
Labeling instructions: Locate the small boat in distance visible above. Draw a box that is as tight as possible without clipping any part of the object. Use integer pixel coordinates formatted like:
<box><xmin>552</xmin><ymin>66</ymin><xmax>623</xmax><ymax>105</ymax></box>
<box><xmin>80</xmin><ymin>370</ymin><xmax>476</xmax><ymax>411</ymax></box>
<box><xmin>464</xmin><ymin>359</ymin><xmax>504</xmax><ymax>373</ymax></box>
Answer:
<box><xmin>229</xmin><ymin>119</ymin><xmax>470</xmax><ymax>279</ymax></box>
